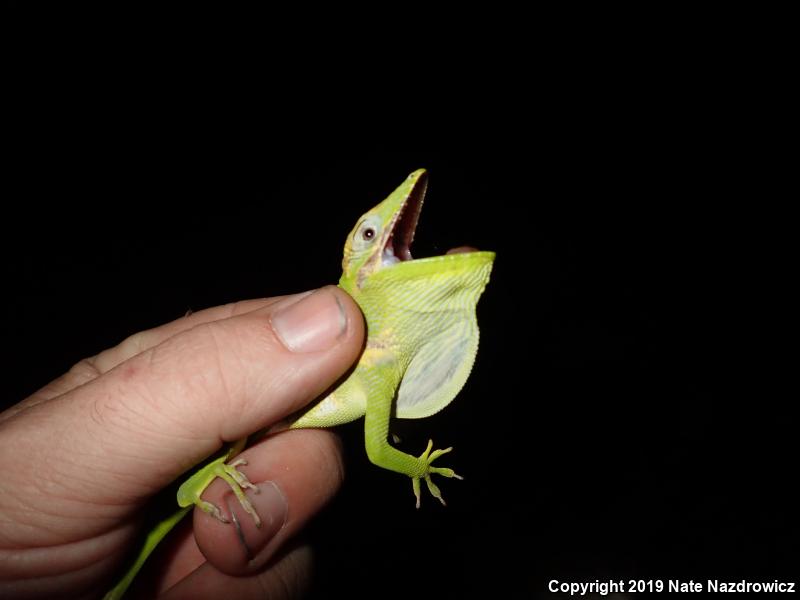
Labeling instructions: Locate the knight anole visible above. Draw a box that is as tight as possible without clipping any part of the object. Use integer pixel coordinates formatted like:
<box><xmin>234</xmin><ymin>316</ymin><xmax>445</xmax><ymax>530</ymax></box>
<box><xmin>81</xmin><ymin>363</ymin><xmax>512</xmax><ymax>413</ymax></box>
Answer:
<box><xmin>104</xmin><ymin>169</ymin><xmax>494</xmax><ymax>598</ymax></box>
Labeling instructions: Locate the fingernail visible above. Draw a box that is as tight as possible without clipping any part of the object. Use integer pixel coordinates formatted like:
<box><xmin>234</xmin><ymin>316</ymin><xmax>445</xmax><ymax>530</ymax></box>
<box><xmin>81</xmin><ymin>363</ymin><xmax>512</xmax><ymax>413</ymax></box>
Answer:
<box><xmin>271</xmin><ymin>288</ymin><xmax>347</xmax><ymax>352</ymax></box>
<box><xmin>227</xmin><ymin>481</ymin><xmax>288</xmax><ymax>560</ymax></box>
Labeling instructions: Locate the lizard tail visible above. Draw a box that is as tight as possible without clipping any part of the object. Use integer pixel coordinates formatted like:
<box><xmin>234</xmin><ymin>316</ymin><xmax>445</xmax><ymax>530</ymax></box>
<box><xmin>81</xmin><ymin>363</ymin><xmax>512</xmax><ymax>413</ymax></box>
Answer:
<box><xmin>102</xmin><ymin>505</ymin><xmax>192</xmax><ymax>600</ymax></box>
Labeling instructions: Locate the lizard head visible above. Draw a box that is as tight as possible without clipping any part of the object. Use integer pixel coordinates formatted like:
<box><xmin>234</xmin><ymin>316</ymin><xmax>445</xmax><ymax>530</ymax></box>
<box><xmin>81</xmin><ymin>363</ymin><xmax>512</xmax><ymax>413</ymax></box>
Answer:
<box><xmin>340</xmin><ymin>169</ymin><xmax>493</xmax><ymax>294</ymax></box>
<box><xmin>341</xmin><ymin>168</ymin><xmax>428</xmax><ymax>287</ymax></box>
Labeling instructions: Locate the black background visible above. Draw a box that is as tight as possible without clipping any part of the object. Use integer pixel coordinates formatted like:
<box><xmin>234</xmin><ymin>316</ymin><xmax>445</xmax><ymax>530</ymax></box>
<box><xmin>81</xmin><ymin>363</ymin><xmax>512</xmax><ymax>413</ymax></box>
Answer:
<box><xmin>1</xmin><ymin>8</ymin><xmax>793</xmax><ymax>599</ymax></box>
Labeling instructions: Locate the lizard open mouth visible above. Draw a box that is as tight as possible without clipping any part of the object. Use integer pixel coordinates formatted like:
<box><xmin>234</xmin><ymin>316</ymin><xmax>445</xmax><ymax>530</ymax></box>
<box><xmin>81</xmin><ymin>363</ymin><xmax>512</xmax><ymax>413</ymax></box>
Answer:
<box><xmin>382</xmin><ymin>171</ymin><xmax>425</xmax><ymax>265</ymax></box>
<box><xmin>382</xmin><ymin>171</ymin><xmax>477</xmax><ymax>266</ymax></box>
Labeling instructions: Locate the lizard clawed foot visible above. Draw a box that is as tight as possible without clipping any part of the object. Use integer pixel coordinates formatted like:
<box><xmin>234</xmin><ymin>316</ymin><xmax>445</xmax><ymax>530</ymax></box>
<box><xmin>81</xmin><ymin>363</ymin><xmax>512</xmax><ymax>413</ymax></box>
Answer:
<box><xmin>195</xmin><ymin>458</ymin><xmax>262</xmax><ymax>528</ymax></box>
<box><xmin>411</xmin><ymin>439</ymin><xmax>463</xmax><ymax>509</ymax></box>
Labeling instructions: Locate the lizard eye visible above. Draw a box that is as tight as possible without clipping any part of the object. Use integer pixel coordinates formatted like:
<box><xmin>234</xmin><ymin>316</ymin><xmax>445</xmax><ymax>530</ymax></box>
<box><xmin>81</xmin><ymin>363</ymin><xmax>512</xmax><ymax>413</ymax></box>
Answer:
<box><xmin>353</xmin><ymin>215</ymin><xmax>382</xmax><ymax>250</ymax></box>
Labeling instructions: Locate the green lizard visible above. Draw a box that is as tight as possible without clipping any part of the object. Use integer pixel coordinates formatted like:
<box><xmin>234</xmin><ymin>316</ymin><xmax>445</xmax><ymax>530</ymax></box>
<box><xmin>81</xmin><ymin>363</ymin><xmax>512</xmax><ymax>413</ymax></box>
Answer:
<box><xmin>104</xmin><ymin>169</ymin><xmax>494</xmax><ymax>598</ymax></box>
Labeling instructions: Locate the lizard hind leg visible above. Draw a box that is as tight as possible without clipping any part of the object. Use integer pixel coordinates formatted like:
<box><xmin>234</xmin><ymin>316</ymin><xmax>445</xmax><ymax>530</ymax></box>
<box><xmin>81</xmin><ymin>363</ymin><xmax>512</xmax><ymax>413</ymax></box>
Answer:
<box><xmin>199</xmin><ymin>459</ymin><xmax>262</xmax><ymax>528</ymax></box>
<box><xmin>177</xmin><ymin>449</ymin><xmax>263</xmax><ymax>528</ymax></box>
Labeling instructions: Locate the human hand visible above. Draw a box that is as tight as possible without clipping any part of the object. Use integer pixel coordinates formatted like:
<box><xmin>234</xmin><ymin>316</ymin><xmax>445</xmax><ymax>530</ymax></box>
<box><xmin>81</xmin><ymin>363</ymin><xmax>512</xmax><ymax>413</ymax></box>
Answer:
<box><xmin>0</xmin><ymin>287</ymin><xmax>365</xmax><ymax>599</ymax></box>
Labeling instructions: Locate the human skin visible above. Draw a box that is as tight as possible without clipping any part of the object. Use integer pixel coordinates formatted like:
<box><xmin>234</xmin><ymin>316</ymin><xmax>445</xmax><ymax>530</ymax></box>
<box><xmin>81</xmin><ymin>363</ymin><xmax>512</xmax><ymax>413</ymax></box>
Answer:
<box><xmin>0</xmin><ymin>287</ymin><xmax>365</xmax><ymax>599</ymax></box>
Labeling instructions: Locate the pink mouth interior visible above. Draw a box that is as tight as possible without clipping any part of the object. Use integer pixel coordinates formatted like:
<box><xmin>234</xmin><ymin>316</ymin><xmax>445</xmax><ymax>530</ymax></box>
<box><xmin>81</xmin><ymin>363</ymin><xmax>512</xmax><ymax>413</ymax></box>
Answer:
<box><xmin>446</xmin><ymin>246</ymin><xmax>478</xmax><ymax>255</ymax></box>
<box><xmin>383</xmin><ymin>173</ymin><xmax>478</xmax><ymax>264</ymax></box>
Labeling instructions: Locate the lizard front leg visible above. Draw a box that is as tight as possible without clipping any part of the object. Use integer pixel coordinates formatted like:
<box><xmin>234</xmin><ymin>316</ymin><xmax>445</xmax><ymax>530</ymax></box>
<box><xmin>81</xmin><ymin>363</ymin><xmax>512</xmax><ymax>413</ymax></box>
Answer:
<box><xmin>362</xmin><ymin>369</ymin><xmax>462</xmax><ymax>508</ymax></box>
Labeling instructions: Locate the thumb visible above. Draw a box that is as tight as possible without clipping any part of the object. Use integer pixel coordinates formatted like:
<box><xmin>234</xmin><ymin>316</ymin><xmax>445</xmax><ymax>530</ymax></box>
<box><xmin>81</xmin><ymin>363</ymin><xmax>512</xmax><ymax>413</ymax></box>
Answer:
<box><xmin>0</xmin><ymin>286</ymin><xmax>364</xmax><ymax>522</ymax></box>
